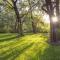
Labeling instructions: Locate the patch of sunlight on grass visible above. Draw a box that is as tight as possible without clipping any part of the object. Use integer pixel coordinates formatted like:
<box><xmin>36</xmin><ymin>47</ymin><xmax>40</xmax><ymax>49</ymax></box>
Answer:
<box><xmin>0</xmin><ymin>35</ymin><xmax>17</xmax><ymax>40</ymax></box>
<box><xmin>1</xmin><ymin>43</ymin><xmax>34</xmax><ymax>60</ymax></box>
<box><xmin>1</xmin><ymin>33</ymin><xmax>60</xmax><ymax>60</ymax></box>
<box><xmin>0</xmin><ymin>33</ymin><xmax>49</xmax><ymax>60</ymax></box>
<box><xmin>0</xmin><ymin>39</ymin><xmax>31</xmax><ymax>54</ymax></box>
<box><xmin>0</xmin><ymin>42</ymin><xmax>33</xmax><ymax>58</ymax></box>
<box><xmin>21</xmin><ymin>34</ymin><xmax>48</xmax><ymax>43</ymax></box>
<box><xmin>15</xmin><ymin>40</ymin><xmax>49</xmax><ymax>60</ymax></box>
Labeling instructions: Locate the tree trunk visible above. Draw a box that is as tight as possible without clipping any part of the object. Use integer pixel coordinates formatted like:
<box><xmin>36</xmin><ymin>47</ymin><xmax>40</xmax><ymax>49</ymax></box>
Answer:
<box><xmin>55</xmin><ymin>0</ymin><xmax>59</xmax><ymax>40</ymax></box>
<box><xmin>28</xmin><ymin>0</ymin><xmax>37</xmax><ymax>33</ymax></box>
<box><xmin>49</xmin><ymin>15</ymin><xmax>57</xmax><ymax>42</ymax></box>
<box><xmin>31</xmin><ymin>12</ymin><xmax>37</xmax><ymax>33</ymax></box>
<box><xmin>12</xmin><ymin>0</ymin><xmax>23</xmax><ymax>36</ymax></box>
<box><xmin>56</xmin><ymin>0</ymin><xmax>59</xmax><ymax>17</ymax></box>
<box><xmin>45</xmin><ymin>0</ymin><xmax>57</xmax><ymax>43</ymax></box>
<box><xmin>32</xmin><ymin>21</ymin><xmax>37</xmax><ymax>33</ymax></box>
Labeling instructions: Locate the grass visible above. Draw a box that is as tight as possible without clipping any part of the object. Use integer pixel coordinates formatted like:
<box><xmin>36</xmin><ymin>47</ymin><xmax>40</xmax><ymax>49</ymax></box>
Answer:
<box><xmin>0</xmin><ymin>33</ymin><xmax>60</xmax><ymax>60</ymax></box>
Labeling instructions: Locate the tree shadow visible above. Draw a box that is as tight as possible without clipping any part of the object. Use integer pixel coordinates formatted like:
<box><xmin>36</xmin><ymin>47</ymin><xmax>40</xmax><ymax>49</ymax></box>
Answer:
<box><xmin>0</xmin><ymin>34</ymin><xmax>13</xmax><ymax>38</ymax></box>
<box><xmin>37</xmin><ymin>45</ymin><xmax>60</xmax><ymax>60</ymax></box>
<box><xmin>22</xmin><ymin>42</ymin><xmax>60</xmax><ymax>60</ymax></box>
<box><xmin>22</xmin><ymin>42</ymin><xmax>48</xmax><ymax>60</ymax></box>
<box><xmin>0</xmin><ymin>42</ymin><xmax>34</xmax><ymax>60</ymax></box>
<box><xmin>0</xmin><ymin>37</ymin><xmax>25</xmax><ymax>49</ymax></box>
<box><xmin>0</xmin><ymin>36</ymin><xmax>19</xmax><ymax>42</ymax></box>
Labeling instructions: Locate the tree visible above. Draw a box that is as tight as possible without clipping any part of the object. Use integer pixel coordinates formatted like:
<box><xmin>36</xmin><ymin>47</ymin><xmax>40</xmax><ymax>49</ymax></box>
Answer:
<box><xmin>42</xmin><ymin>0</ymin><xmax>59</xmax><ymax>43</ymax></box>
<box><xmin>3</xmin><ymin>0</ymin><xmax>23</xmax><ymax>35</ymax></box>
<box><xmin>28</xmin><ymin>0</ymin><xmax>36</xmax><ymax>33</ymax></box>
<box><xmin>11</xmin><ymin>0</ymin><xmax>23</xmax><ymax>36</ymax></box>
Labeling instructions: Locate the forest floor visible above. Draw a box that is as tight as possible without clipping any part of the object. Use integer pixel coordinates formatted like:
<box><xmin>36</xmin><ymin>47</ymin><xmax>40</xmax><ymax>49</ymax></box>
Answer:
<box><xmin>0</xmin><ymin>33</ymin><xmax>60</xmax><ymax>60</ymax></box>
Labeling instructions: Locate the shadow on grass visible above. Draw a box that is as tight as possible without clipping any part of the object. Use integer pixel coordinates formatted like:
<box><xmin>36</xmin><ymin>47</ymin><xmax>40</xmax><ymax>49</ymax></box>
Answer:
<box><xmin>0</xmin><ymin>36</ymin><xmax>19</xmax><ymax>42</ymax></box>
<box><xmin>21</xmin><ymin>43</ymin><xmax>60</xmax><ymax>60</ymax></box>
<box><xmin>36</xmin><ymin>45</ymin><xmax>60</xmax><ymax>60</ymax></box>
<box><xmin>0</xmin><ymin>43</ymin><xmax>34</xmax><ymax>60</ymax></box>
<box><xmin>0</xmin><ymin>37</ymin><xmax>25</xmax><ymax>49</ymax></box>
<box><xmin>0</xmin><ymin>34</ymin><xmax>14</xmax><ymax>38</ymax></box>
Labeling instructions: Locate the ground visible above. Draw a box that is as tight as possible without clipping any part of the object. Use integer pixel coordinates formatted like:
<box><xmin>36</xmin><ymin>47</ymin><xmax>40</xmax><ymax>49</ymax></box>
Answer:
<box><xmin>0</xmin><ymin>33</ymin><xmax>60</xmax><ymax>60</ymax></box>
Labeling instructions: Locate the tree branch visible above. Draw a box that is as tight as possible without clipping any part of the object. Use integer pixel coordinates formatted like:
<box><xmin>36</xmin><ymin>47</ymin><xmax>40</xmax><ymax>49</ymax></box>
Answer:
<box><xmin>7</xmin><ymin>0</ymin><xmax>13</xmax><ymax>8</ymax></box>
<box><xmin>14</xmin><ymin>0</ymin><xmax>17</xmax><ymax>3</ymax></box>
<box><xmin>41</xmin><ymin>4</ymin><xmax>48</xmax><ymax>14</ymax></box>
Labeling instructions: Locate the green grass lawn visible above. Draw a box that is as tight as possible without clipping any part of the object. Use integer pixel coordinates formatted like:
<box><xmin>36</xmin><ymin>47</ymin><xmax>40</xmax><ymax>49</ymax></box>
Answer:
<box><xmin>0</xmin><ymin>33</ymin><xmax>60</xmax><ymax>60</ymax></box>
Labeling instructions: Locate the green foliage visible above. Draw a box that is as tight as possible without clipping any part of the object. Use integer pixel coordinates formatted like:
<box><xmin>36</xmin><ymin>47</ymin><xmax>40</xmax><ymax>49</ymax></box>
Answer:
<box><xmin>0</xmin><ymin>0</ymin><xmax>50</xmax><ymax>33</ymax></box>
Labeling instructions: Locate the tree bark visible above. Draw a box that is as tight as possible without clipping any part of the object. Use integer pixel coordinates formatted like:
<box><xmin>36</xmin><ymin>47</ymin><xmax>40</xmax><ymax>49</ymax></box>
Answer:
<box><xmin>45</xmin><ymin>0</ymin><xmax>57</xmax><ymax>43</ymax></box>
<box><xmin>28</xmin><ymin>0</ymin><xmax>37</xmax><ymax>33</ymax></box>
<box><xmin>56</xmin><ymin>0</ymin><xmax>59</xmax><ymax>17</ymax></box>
<box><xmin>55</xmin><ymin>0</ymin><xmax>59</xmax><ymax>40</ymax></box>
<box><xmin>12</xmin><ymin>0</ymin><xmax>23</xmax><ymax>36</ymax></box>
